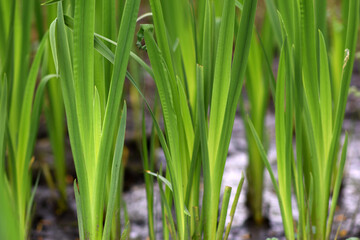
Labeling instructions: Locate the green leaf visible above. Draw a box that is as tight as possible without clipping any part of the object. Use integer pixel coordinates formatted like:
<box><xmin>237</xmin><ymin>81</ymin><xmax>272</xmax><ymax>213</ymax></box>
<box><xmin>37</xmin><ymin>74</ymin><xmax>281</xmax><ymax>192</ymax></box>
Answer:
<box><xmin>26</xmin><ymin>74</ymin><xmax>58</xmax><ymax>162</ymax></box>
<box><xmin>318</xmin><ymin>30</ymin><xmax>332</xmax><ymax>160</ymax></box>
<box><xmin>208</xmin><ymin>0</ymin><xmax>235</xmax><ymax>169</ymax></box>
<box><xmin>102</xmin><ymin>105</ymin><xmax>127</xmax><ymax>240</ymax></box>
<box><xmin>49</xmin><ymin>19</ymin><xmax>58</xmax><ymax>74</ymax></box>
<box><xmin>56</xmin><ymin>2</ymin><xmax>90</xmax><ymax>232</ymax></box>
<box><xmin>73</xmin><ymin>0</ymin><xmax>95</xmax><ymax>178</ymax></box>
<box><xmin>16</xmin><ymin>32</ymin><xmax>48</xmax><ymax>170</ymax></box>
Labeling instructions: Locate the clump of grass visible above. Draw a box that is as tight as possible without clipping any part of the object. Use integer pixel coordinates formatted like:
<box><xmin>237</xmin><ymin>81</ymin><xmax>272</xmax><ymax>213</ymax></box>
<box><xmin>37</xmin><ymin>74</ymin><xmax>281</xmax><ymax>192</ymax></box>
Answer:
<box><xmin>0</xmin><ymin>75</ymin><xmax>20</xmax><ymax>240</ymax></box>
<box><xmin>50</xmin><ymin>0</ymin><xmax>140</xmax><ymax>238</ymax></box>
<box><xmin>248</xmin><ymin>0</ymin><xmax>359</xmax><ymax>239</ymax></box>
<box><xmin>242</xmin><ymin>13</ymin><xmax>274</xmax><ymax>224</ymax></box>
<box><xmin>134</xmin><ymin>0</ymin><xmax>258</xmax><ymax>238</ymax></box>
<box><xmin>43</xmin><ymin>2</ymin><xmax>68</xmax><ymax>209</ymax></box>
<box><xmin>0</xmin><ymin>0</ymin><xmax>58</xmax><ymax>237</ymax></box>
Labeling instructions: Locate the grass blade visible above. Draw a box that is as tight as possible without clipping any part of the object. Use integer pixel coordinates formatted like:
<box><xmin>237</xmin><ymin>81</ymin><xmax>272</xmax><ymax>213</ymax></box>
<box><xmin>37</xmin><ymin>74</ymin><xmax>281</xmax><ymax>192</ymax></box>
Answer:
<box><xmin>224</xmin><ymin>173</ymin><xmax>245</xmax><ymax>240</ymax></box>
<box><xmin>326</xmin><ymin>134</ymin><xmax>348</xmax><ymax>239</ymax></box>
<box><xmin>216</xmin><ymin>186</ymin><xmax>232</xmax><ymax>240</ymax></box>
<box><xmin>102</xmin><ymin>105</ymin><xmax>127</xmax><ymax>240</ymax></box>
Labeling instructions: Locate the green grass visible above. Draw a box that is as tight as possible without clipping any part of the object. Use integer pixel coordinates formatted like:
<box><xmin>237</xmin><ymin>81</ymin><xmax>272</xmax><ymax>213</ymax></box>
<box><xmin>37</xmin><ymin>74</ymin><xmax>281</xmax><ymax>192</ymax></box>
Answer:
<box><xmin>0</xmin><ymin>0</ymin><xmax>359</xmax><ymax>239</ymax></box>
<box><xmin>45</xmin><ymin>3</ymin><xmax>68</xmax><ymax>209</ymax></box>
<box><xmin>137</xmin><ymin>0</ymin><xmax>257</xmax><ymax>238</ymax></box>
<box><xmin>0</xmin><ymin>0</ymin><xmax>57</xmax><ymax>237</ymax></box>
<box><xmin>51</xmin><ymin>0</ymin><xmax>140</xmax><ymax>238</ymax></box>
<box><xmin>248</xmin><ymin>0</ymin><xmax>359</xmax><ymax>239</ymax></box>
<box><xmin>242</xmin><ymin>13</ymin><xmax>274</xmax><ymax>224</ymax></box>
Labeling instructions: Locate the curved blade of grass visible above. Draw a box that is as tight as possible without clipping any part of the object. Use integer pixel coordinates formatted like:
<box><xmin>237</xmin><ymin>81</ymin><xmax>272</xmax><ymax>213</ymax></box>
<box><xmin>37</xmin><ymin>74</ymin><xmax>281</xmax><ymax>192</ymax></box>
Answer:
<box><xmin>146</xmin><ymin>171</ymin><xmax>173</xmax><ymax>192</ymax></box>
<box><xmin>26</xmin><ymin>74</ymin><xmax>58</xmax><ymax>162</ymax></box>
<box><xmin>15</xmin><ymin>34</ymin><xmax>48</xmax><ymax>225</ymax></box>
<box><xmin>49</xmin><ymin>20</ymin><xmax>58</xmax><ymax>74</ymax></box>
<box><xmin>25</xmin><ymin>173</ymin><xmax>41</xmax><ymax>235</ymax></box>
<box><xmin>16</xmin><ymin>32</ymin><xmax>48</xmax><ymax>171</ymax></box>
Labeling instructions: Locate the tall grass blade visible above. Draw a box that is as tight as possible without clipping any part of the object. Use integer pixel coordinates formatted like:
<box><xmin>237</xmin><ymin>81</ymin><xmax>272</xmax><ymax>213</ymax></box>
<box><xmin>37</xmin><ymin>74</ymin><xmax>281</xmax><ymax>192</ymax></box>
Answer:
<box><xmin>102</xmin><ymin>105</ymin><xmax>127</xmax><ymax>240</ymax></box>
